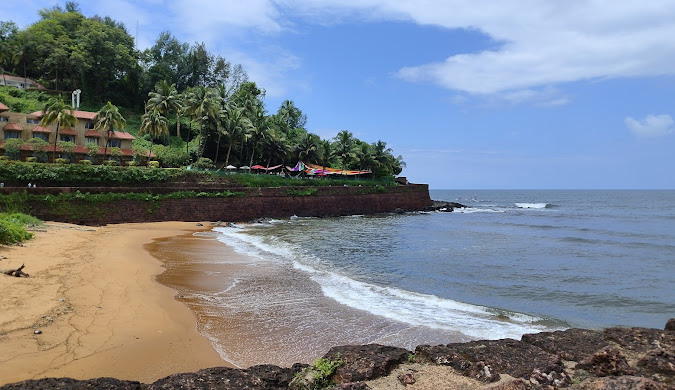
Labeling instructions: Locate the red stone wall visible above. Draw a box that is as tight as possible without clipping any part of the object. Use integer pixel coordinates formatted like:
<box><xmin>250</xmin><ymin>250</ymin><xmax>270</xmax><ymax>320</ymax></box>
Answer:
<box><xmin>18</xmin><ymin>184</ymin><xmax>431</xmax><ymax>225</ymax></box>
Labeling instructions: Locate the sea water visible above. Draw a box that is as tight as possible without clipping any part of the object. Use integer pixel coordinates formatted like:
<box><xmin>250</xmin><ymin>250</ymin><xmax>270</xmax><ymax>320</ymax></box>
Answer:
<box><xmin>182</xmin><ymin>190</ymin><xmax>675</xmax><ymax>366</ymax></box>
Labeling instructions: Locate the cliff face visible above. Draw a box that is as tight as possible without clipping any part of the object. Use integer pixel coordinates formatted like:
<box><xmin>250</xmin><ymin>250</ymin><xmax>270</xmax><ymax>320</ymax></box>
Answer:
<box><xmin>3</xmin><ymin>320</ymin><xmax>673</xmax><ymax>389</ymax></box>
<box><xmin>12</xmin><ymin>184</ymin><xmax>432</xmax><ymax>225</ymax></box>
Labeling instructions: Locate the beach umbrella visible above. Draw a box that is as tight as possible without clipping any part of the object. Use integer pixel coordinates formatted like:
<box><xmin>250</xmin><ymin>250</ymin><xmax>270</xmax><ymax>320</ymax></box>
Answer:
<box><xmin>226</xmin><ymin>164</ymin><xmax>236</xmax><ymax>170</ymax></box>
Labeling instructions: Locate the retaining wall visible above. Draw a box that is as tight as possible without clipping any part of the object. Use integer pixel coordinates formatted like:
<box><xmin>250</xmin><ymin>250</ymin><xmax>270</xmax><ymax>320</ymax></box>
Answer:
<box><xmin>6</xmin><ymin>184</ymin><xmax>431</xmax><ymax>225</ymax></box>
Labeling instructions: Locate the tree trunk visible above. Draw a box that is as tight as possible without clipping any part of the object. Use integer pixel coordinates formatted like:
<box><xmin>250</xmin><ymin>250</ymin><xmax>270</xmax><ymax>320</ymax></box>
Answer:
<box><xmin>248</xmin><ymin>139</ymin><xmax>257</xmax><ymax>168</ymax></box>
<box><xmin>52</xmin><ymin>122</ymin><xmax>61</xmax><ymax>163</ymax></box>
<box><xmin>225</xmin><ymin>139</ymin><xmax>233</xmax><ymax>167</ymax></box>
<box><xmin>3</xmin><ymin>264</ymin><xmax>29</xmax><ymax>277</ymax></box>
<box><xmin>215</xmin><ymin>133</ymin><xmax>222</xmax><ymax>166</ymax></box>
<box><xmin>176</xmin><ymin>113</ymin><xmax>181</xmax><ymax>139</ymax></box>
<box><xmin>1</xmin><ymin>67</ymin><xmax>6</xmax><ymax>88</ymax></box>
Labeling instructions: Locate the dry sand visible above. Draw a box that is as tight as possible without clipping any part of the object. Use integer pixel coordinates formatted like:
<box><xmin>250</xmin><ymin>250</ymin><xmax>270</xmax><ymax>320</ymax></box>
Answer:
<box><xmin>0</xmin><ymin>222</ymin><xmax>227</xmax><ymax>386</ymax></box>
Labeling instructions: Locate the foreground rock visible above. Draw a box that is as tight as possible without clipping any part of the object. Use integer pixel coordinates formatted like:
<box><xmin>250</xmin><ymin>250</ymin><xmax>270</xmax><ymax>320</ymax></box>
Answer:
<box><xmin>2</xmin><ymin>320</ymin><xmax>673</xmax><ymax>389</ymax></box>
<box><xmin>425</xmin><ymin>200</ymin><xmax>468</xmax><ymax>212</ymax></box>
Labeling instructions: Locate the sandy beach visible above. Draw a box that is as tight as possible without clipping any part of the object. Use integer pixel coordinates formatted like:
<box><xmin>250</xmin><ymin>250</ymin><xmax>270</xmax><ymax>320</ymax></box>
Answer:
<box><xmin>0</xmin><ymin>222</ymin><xmax>227</xmax><ymax>386</ymax></box>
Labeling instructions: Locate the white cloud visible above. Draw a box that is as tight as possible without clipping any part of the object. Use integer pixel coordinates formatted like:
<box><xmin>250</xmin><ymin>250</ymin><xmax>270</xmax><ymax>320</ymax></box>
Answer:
<box><xmin>625</xmin><ymin>114</ymin><xmax>674</xmax><ymax>138</ymax></box>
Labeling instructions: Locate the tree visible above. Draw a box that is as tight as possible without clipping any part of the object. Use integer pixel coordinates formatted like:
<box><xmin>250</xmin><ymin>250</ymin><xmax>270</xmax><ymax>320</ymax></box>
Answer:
<box><xmin>333</xmin><ymin>130</ymin><xmax>356</xmax><ymax>175</ymax></box>
<box><xmin>295</xmin><ymin>133</ymin><xmax>321</xmax><ymax>164</ymax></box>
<box><xmin>147</xmin><ymin>80</ymin><xmax>183</xmax><ymax>138</ymax></box>
<box><xmin>220</xmin><ymin>105</ymin><xmax>252</xmax><ymax>167</ymax></box>
<box><xmin>3</xmin><ymin>138</ymin><xmax>24</xmax><ymax>160</ymax></box>
<box><xmin>57</xmin><ymin>141</ymin><xmax>76</xmax><ymax>162</ymax></box>
<box><xmin>26</xmin><ymin>138</ymin><xmax>49</xmax><ymax>162</ymax></box>
<box><xmin>277</xmin><ymin>100</ymin><xmax>307</xmax><ymax>135</ymax></box>
<box><xmin>318</xmin><ymin>139</ymin><xmax>334</xmax><ymax>178</ymax></box>
<box><xmin>94</xmin><ymin>101</ymin><xmax>126</xmax><ymax>160</ymax></box>
<box><xmin>262</xmin><ymin>130</ymin><xmax>289</xmax><ymax>169</ymax></box>
<box><xmin>40</xmin><ymin>98</ymin><xmax>77</xmax><ymax>163</ymax></box>
<box><xmin>139</xmin><ymin>108</ymin><xmax>168</xmax><ymax>165</ymax></box>
<box><xmin>247</xmin><ymin>105</ymin><xmax>271</xmax><ymax>168</ymax></box>
<box><xmin>184</xmin><ymin>86</ymin><xmax>218</xmax><ymax>159</ymax></box>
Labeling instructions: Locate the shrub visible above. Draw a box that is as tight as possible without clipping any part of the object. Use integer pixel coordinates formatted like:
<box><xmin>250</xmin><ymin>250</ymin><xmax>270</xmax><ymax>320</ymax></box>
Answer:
<box><xmin>148</xmin><ymin>161</ymin><xmax>160</xmax><ymax>168</ymax></box>
<box><xmin>0</xmin><ymin>212</ymin><xmax>40</xmax><ymax>245</ymax></box>
<box><xmin>55</xmin><ymin>158</ymin><xmax>68</xmax><ymax>164</ymax></box>
<box><xmin>25</xmin><ymin>157</ymin><xmax>38</xmax><ymax>163</ymax></box>
<box><xmin>126</xmin><ymin>161</ymin><xmax>138</xmax><ymax>166</ymax></box>
<box><xmin>103</xmin><ymin>160</ymin><xmax>118</xmax><ymax>166</ymax></box>
<box><xmin>193</xmin><ymin>157</ymin><xmax>215</xmax><ymax>169</ymax></box>
<box><xmin>3</xmin><ymin>138</ymin><xmax>24</xmax><ymax>160</ymax></box>
<box><xmin>0</xmin><ymin>156</ymin><xmax>9</xmax><ymax>161</ymax></box>
<box><xmin>79</xmin><ymin>159</ymin><xmax>92</xmax><ymax>165</ymax></box>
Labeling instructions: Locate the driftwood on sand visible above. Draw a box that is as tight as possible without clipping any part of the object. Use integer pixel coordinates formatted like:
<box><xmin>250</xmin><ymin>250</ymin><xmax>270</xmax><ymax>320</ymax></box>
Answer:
<box><xmin>3</xmin><ymin>264</ymin><xmax>29</xmax><ymax>277</ymax></box>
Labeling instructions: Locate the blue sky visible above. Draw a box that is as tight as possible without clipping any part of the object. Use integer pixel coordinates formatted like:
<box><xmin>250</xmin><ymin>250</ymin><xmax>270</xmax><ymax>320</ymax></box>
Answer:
<box><xmin>5</xmin><ymin>1</ymin><xmax>675</xmax><ymax>189</ymax></box>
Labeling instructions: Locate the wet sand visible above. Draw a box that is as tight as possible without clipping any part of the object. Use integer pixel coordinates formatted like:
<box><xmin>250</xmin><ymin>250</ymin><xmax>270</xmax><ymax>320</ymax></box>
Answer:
<box><xmin>0</xmin><ymin>222</ymin><xmax>227</xmax><ymax>386</ymax></box>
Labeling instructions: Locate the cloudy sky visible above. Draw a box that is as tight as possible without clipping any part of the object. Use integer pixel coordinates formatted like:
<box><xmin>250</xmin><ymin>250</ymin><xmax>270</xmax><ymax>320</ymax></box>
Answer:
<box><xmin>5</xmin><ymin>1</ymin><xmax>675</xmax><ymax>189</ymax></box>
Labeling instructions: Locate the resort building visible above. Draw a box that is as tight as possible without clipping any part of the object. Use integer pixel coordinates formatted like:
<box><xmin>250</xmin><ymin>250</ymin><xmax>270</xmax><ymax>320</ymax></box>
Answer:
<box><xmin>0</xmin><ymin>101</ymin><xmax>139</xmax><ymax>164</ymax></box>
<box><xmin>0</xmin><ymin>75</ymin><xmax>46</xmax><ymax>90</ymax></box>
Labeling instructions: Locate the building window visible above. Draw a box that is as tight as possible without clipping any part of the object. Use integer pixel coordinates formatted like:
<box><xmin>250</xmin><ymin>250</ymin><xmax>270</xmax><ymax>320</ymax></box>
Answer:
<box><xmin>33</xmin><ymin>133</ymin><xmax>48</xmax><ymax>141</ymax></box>
<box><xmin>0</xmin><ymin>116</ymin><xmax>8</xmax><ymax>122</ymax></box>
<box><xmin>60</xmin><ymin>135</ymin><xmax>75</xmax><ymax>143</ymax></box>
<box><xmin>26</xmin><ymin>118</ymin><xmax>40</xmax><ymax>124</ymax></box>
<box><xmin>107</xmin><ymin>139</ymin><xmax>121</xmax><ymax>148</ymax></box>
<box><xmin>4</xmin><ymin>131</ymin><xmax>21</xmax><ymax>140</ymax></box>
<box><xmin>85</xmin><ymin>121</ymin><xmax>95</xmax><ymax>129</ymax></box>
<box><xmin>85</xmin><ymin>137</ymin><xmax>99</xmax><ymax>145</ymax></box>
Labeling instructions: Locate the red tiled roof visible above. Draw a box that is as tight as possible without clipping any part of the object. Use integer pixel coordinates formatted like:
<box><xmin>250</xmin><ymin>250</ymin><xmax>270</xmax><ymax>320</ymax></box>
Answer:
<box><xmin>109</xmin><ymin>130</ymin><xmax>135</xmax><ymax>140</ymax></box>
<box><xmin>30</xmin><ymin>110</ymin><xmax>97</xmax><ymax>120</ymax></box>
<box><xmin>0</xmin><ymin>102</ymin><xmax>8</xmax><ymax>112</ymax></box>
<box><xmin>3</xmin><ymin>123</ymin><xmax>23</xmax><ymax>131</ymax></box>
<box><xmin>59</xmin><ymin>127</ymin><xmax>78</xmax><ymax>136</ymax></box>
<box><xmin>84</xmin><ymin>130</ymin><xmax>101</xmax><ymax>137</ymax></box>
<box><xmin>32</xmin><ymin>125</ymin><xmax>51</xmax><ymax>133</ymax></box>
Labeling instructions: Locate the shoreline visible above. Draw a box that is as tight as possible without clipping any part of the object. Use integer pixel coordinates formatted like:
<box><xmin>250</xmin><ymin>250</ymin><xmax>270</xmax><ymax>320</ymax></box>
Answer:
<box><xmin>0</xmin><ymin>222</ymin><xmax>227</xmax><ymax>386</ymax></box>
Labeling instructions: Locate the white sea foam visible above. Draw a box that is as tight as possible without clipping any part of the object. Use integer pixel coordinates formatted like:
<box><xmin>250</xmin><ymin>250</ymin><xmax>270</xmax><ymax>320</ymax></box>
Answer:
<box><xmin>453</xmin><ymin>207</ymin><xmax>505</xmax><ymax>214</ymax></box>
<box><xmin>291</xmin><ymin>262</ymin><xmax>551</xmax><ymax>340</ymax></box>
<box><xmin>213</xmin><ymin>226</ymin><xmax>556</xmax><ymax>341</ymax></box>
<box><xmin>515</xmin><ymin>202</ymin><xmax>549</xmax><ymax>209</ymax></box>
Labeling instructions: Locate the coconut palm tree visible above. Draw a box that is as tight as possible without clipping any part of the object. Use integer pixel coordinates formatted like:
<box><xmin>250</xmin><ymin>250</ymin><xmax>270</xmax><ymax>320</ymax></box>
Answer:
<box><xmin>139</xmin><ymin>108</ymin><xmax>168</xmax><ymax>165</ymax></box>
<box><xmin>147</xmin><ymin>80</ymin><xmax>183</xmax><ymax>138</ymax></box>
<box><xmin>40</xmin><ymin>98</ymin><xmax>77</xmax><ymax>163</ymax></box>
<box><xmin>333</xmin><ymin>130</ymin><xmax>356</xmax><ymax>175</ymax></box>
<box><xmin>262</xmin><ymin>130</ymin><xmax>289</xmax><ymax>169</ymax></box>
<box><xmin>94</xmin><ymin>101</ymin><xmax>126</xmax><ymax>161</ymax></box>
<box><xmin>220</xmin><ymin>105</ymin><xmax>252</xmax><ymax>167</ymax></box>
<box><xmin>318</xmin><ymin>139</ymin><xmax>334</xmax><ymax>177</ymax></box>
<box><xmin>184</xmin><ymin>86</ymin><xmax>218</xmax><ymax>159</ymax></box>
<box><xmin>247</xmin><ymin>105</ymin><xmax>272</xmax><ymax>168</ymax></box>
<box><xmin>295</xmin><ymin>133</ymin><xmax>321</xmax><ymax>164</ymax></box>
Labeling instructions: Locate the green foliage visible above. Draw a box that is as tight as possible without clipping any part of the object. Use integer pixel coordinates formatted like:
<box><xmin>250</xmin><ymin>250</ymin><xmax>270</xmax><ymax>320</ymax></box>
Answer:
<box><xmin>148</xmin><ymin>160</ymin><xmax>160</xmax><ymax>168</ymax></box>
<box><xmin>290</xmin><ymin>354</ymin><xmax>343</xmax><ymax>390</ymax></box>
<box><xmin>54</xmin><ymin>158</ymin><xmax>68</xmax><ymax>164</ymax></box>
<box><xmin>287</xmin><ymin>187</ymin><xmax>318</xmax><ymax>196</ymax></box>
<box><xmin>0</xmin><ymin>87</ymin><xmax>46</xmax><ymax>113</ymax></box>
<box><xmin>3</xmin><ymin>138</ymin><xmax>24</xmax><ymax>160</ymax></box>
<box><xmin>0</xmin><ymin>212</ymin><xmax>40</xmax><ymax>245</ymax></box>
<box><xmin>0</xmin><ymin>162</ymin><xmax>178</xmax><ymax>185</ymax></box>
<box><xmin>79</xmin><ymin>159</ymin><xmax>91</xmax><ymax>165</ymax></box>
<box><xmin>193</xmin><ymin>157</ymin><xmax>215</xmax><ymax>169</ymax></box>
<box><xmin>25</xmin><ymin>157</ymin><xmax>37</xmax><ymax>163</ymax></box>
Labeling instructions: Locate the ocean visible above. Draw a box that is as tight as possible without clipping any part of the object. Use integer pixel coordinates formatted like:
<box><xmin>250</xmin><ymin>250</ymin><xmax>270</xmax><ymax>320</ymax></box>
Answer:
<box><xmin>153</xmin><ymin>189</ymin><xmax>675</xmax><ymax>368</ymax></box>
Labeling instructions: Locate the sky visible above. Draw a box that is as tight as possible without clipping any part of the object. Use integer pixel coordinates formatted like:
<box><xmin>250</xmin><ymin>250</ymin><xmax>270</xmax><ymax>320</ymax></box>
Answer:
<box><xmin>5</xmin><ymin>1</ymin><xmax>675</xmax><ymax>189</ymax></box>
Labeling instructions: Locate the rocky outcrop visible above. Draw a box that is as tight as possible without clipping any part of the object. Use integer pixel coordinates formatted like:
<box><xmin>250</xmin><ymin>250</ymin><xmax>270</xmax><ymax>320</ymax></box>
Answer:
<box><xmin>2</xmin><ymin>320</ymin><xmax>673</xmax><ymax>389</ymax></box>
<box><xmin>425</xmin><ymin>200</ymin><xmax>468</xmax><ymax>212</ymax></box>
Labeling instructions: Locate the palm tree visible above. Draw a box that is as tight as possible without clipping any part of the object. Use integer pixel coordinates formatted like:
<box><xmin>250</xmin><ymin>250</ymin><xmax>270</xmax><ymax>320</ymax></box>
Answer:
<box><xmin>147</xmin><ymin>80</ymin><xmax>183</xmax><ymax>138</ymax></box>
<box><xmin>139</xmin><ymin>109</ymin><xmax>168</xmax><ymax>165</ymax></box>
<box><xmin>295</xmin><ymin>133</ymin><xmax>321</xmax><ymax>164</ymax></box>
<box><xmin>40</xmin><ymin>98</ymin><xmax>77</xmax><ymax>163</ymax></box>
<box><xmin>318</xmin><ymin>139</ymin><xmax>334</xmax><ymax>177</ymax></box>
<box><xmin>262</xmin><ymin>131</ymin><xmax>289</xmax><ymax>169</ymax></box>
<box><xmin>247</xmin><ymin>105</ymin><xmax>271</xmax><ymax>168</ymax></box>
<box><xmin>354</xmin><ymin>142</ymin><xmax>375</xmax><ymax>173</ymax></box>
<box><xmin>94</xmin><ymin>101</ymin><xmax>126</xmax><ymax>161</ymax></box>
<box><xmin>184</xmin><ymin>86</ymin><xmax>218</xmax><ymax>159</ymax></box>
<box><xmin>333</xmin><ymin>130</ymin><xmax>356</xmax><ymax>175</ymax></box>
<box><xmin>220</xmin><ymin>105</ymin><xmax>252</xmax><ymax>167</ymax></box>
